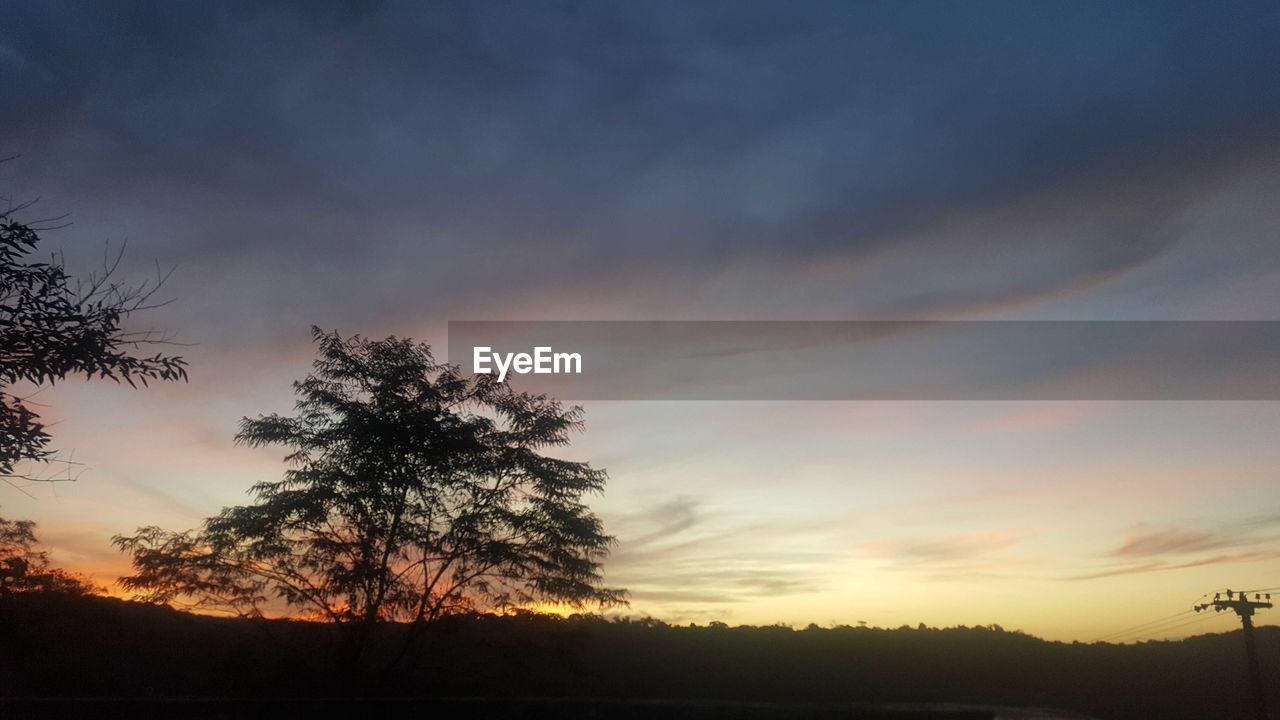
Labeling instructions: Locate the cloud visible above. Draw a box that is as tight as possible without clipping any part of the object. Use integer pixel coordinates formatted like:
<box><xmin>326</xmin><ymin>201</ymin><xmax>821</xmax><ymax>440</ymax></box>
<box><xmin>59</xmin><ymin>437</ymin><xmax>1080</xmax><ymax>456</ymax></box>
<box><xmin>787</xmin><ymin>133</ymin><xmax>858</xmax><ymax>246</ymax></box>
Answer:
<box><xmin>859</xmin><ymin>529</ymin><xmax>1029</xmax><ymax>580</ymax></box>
<box><xmin>1065</xmin><ymin>513</ymin><xmax>1280</xmax><ymax>581</ymax></box>
<box><xmin>1110</xmin><ymin>526</ymin><xmax>1236</xmax><ymax>558</ymax></box>
<box><xmin>872</xmin><ymin>533</ymin><xmax>1021</xmax><ymax>563</ymax></box>
<box><xmin>605</xmin><ymin>495</ymin><xmax>835</xmax><ymax>606</ymax></box>
<box><xmin>613</xmin><ymin>495</ymin><xmax>701</xmax><ymax>551</ymax></box>
<box><xmin>2</xmin><ymin>0</ymin><xmax>1278</xmax><ymax>337</ymax></box>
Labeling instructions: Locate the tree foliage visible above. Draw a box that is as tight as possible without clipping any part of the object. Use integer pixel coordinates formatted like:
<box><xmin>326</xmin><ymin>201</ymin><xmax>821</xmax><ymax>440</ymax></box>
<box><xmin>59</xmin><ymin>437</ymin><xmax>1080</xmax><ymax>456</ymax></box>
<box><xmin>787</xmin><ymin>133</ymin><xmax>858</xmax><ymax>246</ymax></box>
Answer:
<box><xmin>0</xmin><ymin>515</ymin><xmax>96</xmax><ymax>596</ymax></box>
<box><xmin>0</xmin><ymin>200</ymin><xmax>187</xmax><ymax>483</ymax></box>
<box><xmin>115</xmin><ymin>328</ymin><xmax>624</xmax><ymax>679</ymax></box>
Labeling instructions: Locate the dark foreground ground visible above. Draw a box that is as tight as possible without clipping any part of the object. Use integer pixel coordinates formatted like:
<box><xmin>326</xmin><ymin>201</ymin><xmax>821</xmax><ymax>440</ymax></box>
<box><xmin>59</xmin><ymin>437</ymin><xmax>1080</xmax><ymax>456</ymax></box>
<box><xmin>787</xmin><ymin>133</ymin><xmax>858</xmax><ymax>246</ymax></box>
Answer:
<box><xmin>0</xmin><ymin>698</ymin><xmax>1099</xmax><ymax>720</ymax></box>
<box><xmin>1</xmin><ymin>594</ymin><xmax>1275</xmax><ymax>720</ymax></box>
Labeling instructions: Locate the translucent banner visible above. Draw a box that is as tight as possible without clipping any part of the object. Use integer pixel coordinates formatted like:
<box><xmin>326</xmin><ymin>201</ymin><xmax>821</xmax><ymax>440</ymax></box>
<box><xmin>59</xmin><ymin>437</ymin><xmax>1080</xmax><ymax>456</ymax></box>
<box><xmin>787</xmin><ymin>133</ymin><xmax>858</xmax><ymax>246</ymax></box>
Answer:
<box><xmin>447</xmin><ymin>321</ymin><xmax>1280</xmax><ymax>400</ymax></box>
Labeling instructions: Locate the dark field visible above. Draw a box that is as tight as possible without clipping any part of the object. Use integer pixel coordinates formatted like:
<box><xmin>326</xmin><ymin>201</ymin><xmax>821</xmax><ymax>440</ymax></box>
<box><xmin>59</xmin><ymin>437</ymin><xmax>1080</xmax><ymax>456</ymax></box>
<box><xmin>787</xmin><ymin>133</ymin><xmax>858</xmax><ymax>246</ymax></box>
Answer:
<box><xmin>2</xmin><ymin>594</ymin><xmax>1275</xmax><ymax>720</ymax></box>
<box><xmin>0</xmin><ymin>698</ymin><xmax>1092</xmax><ymax>720</ymax></box>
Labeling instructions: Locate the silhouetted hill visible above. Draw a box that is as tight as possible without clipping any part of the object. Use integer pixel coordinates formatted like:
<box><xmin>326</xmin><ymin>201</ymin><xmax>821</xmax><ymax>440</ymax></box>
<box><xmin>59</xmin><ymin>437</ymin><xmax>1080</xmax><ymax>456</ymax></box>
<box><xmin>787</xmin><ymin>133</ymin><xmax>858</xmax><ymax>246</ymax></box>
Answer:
<box><xmin>2</xmin><ymin>593</ymin><xmax>1277</xmax><ymax>719</ymax></box>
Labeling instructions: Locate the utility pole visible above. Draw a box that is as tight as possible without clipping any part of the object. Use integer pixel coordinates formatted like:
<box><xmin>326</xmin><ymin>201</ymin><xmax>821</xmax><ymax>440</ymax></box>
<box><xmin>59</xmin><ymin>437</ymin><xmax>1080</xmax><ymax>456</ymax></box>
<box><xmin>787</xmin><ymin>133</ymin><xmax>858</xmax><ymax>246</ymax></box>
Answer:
<box><xmin>1196</xmin><ymin>590</ymin><xmax>1273</xmax><ymax>720</ymax></box>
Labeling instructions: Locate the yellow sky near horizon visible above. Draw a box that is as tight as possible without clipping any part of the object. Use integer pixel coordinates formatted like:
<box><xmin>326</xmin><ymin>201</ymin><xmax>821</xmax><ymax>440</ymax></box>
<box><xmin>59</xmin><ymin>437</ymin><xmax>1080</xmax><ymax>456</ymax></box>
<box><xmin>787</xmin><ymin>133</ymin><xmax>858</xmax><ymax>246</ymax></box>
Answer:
<box><xmin>11</xmin><ymin>378</ymin><xmax>1280</xmax><ymax>644</ymax></box>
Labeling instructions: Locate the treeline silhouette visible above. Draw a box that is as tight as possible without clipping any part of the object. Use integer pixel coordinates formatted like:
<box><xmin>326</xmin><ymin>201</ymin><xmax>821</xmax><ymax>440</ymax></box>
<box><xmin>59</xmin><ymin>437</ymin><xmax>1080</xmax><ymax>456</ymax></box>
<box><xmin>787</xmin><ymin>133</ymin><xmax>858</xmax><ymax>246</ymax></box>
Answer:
<box><xmin>2</xmin><ymin>591</ymin><xmax>1277</xmax><ymax>720</ymax></box>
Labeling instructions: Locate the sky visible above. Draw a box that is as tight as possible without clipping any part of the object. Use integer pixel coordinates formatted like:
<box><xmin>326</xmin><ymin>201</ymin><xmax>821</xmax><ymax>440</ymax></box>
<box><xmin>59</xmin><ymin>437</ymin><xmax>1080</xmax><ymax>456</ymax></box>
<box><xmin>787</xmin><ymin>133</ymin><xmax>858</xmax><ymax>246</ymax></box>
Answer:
<box><xmin>3</xmin><ymin>0</ymin><xmax>1280</xmax><ymax>642</ymax></box>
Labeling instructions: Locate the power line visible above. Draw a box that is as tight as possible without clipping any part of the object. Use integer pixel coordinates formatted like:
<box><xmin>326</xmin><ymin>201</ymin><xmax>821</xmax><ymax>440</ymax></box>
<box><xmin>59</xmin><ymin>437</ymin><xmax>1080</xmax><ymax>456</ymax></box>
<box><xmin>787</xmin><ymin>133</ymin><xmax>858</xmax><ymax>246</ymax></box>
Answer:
<box><xmin>1091</xmin><ymin>592</ymin><xmax>1210</xmax><ymax>643</ymax></box>
<box><xmin>1126</xmin><ymin>611</ymin><xmax>1233</xmax><ymax>641</ymax></box>
<box><xmin>1094</xmin><ymin>609</ymin><xmax>1196</xmax><ymax>642</ymax></box>
<box><xmin>1102</xmin><ymin>611</ymin><xmax>1227</xmax><ymax>643</ymax></box>
<box><xmin>1194</xmin><ymin>589</ymin><xmax>1274</xmax><ymax>720</ymax></box>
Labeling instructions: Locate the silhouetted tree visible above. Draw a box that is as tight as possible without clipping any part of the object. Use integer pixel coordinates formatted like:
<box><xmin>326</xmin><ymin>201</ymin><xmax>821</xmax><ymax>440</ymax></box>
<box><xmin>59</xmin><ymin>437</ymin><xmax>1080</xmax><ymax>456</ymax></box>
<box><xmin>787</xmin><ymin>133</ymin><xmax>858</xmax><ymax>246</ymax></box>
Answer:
<box><xmin>115</xmin><ymin>328</ymin><xmax>624</xmax><ymax>689</ymax></box>
<box><xmin>0</xmin><ymin>200</ymin><xmax>187</xmax><ymax>485</ymax></box>
<box><xmin>0</xmin><ymin>515</ymin><xmax>96</xmax><ymax>596</ymax></box>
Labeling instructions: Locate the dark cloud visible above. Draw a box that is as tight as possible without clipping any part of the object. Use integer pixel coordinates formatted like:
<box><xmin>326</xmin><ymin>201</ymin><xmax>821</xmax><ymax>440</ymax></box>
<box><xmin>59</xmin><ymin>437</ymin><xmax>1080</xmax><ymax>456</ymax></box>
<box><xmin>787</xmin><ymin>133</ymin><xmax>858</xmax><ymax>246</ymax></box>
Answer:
<box><xmin>2</xmin><ymin>0</ymin><xmax>1278</xmax><ymax>340</ymax></box>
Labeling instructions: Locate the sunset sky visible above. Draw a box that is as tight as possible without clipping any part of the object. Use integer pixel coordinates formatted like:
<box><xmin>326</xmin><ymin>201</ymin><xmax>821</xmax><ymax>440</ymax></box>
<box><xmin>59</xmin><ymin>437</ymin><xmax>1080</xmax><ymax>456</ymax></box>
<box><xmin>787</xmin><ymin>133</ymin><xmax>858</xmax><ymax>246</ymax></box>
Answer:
<box><xmin>3</xmin><ymin>1</ymin><xmax>1280</xmax><ymax>642</ymax></box>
